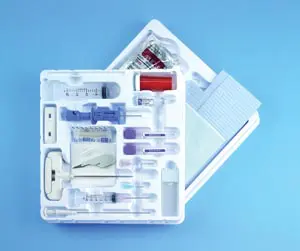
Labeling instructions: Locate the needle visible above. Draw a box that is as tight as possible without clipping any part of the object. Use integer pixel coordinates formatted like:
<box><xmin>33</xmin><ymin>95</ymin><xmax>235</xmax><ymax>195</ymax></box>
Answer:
<box><xmin>72</xmin><ymin>175</ymin><xmax>133</xmax><ymax>178</ymax></box>
<box><xmin>52</xmin><ymin>173</ymin><xmax>133</xmax><ymax>181</ymax></box>
<box><xmin>45</xmin><ymin>208</ymin><xmax>155</xmax><ymax>217</ymax></box>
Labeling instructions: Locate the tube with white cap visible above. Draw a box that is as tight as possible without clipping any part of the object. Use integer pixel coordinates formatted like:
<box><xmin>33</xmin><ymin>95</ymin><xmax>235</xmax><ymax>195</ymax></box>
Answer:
<box><xmin>123</xmin><ymin>127</ymin><xmax>179</xmax><ymax>140</ymax></box>
<box><xmin>123</xmin><ymin>143</ymin><xmax>179</xmax><ymax>155</ymax></box>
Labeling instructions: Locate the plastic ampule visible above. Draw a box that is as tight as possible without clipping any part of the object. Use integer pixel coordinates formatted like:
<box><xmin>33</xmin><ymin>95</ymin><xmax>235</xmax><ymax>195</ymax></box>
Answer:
<box><xmin>119</xmin><ymin>157</ymin><xmax>157</xmax><ymax>169</ymax></box>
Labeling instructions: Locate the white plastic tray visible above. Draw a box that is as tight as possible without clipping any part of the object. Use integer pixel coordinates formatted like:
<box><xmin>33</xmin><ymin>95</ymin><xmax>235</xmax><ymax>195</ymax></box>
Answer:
<box><xmin>40</xmin><ymin>69</ymin><xmax>186</xmax><ymax>224</ymax></box>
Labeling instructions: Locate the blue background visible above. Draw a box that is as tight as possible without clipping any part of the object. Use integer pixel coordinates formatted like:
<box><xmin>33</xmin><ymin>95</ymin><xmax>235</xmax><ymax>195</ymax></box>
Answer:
<box><xmin>1</xmin><ymin>0</ymin><xmax>299</xmax><ymax>250</ymax></box>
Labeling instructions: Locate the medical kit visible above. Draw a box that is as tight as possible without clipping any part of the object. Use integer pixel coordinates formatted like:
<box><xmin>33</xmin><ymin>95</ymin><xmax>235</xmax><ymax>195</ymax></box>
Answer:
<box><xmin>40</xmin><ymin>19</ymin><xmax>261</xmax><ymax>224</ymax></box>
<box><xmin>41</xmin><ymin>70</ymin><xmax>185</xmax><ymax>224</ymax></box>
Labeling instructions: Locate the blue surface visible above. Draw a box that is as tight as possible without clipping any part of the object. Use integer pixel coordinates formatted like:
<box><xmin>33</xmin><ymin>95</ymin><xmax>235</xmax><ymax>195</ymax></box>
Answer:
<box><xmin>1</xmin><ymin>0</ymin><xmax>300</xmax><ymax>250</ymax></box>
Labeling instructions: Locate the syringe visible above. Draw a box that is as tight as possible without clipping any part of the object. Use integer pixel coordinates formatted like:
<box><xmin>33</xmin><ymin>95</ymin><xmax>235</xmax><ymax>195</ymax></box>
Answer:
<box><xmin>61</xmin><ymin>103</ymin><xmax>148</xmax><ymax>125</ymax></box>
<box><xmin>48</xmin><ymin>81</ymin><xmax>120</xmax><ymax>100</ymax></box>
<box><xmin>72</xmin><ymin>191</ymin><xmax>156</xmax><ymax>206</ymax></box>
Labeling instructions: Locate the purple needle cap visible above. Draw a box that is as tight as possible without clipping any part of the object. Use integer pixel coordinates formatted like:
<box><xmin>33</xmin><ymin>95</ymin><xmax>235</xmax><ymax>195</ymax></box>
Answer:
<box><xmin>123</xmin><ymin>128</ymin><xmax>137</xmax><ymax>139</ymax></box>
<box><xmin>123</xmin><ymin>144</ymin><xmax>137</xmax><ymax>155</ymax></box>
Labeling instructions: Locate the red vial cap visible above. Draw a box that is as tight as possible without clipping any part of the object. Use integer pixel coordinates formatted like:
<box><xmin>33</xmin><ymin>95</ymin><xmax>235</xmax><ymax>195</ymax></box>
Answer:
<box><xmin>139</xmin><ymin>76</ymin><xmax>174</xmax><ymax>91</ymax></box>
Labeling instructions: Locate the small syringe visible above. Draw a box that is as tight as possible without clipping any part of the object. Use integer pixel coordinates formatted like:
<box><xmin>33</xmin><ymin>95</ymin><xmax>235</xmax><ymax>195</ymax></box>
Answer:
<box><xmin>70</xmin><ymin>191</ymin><xmax>156</xmax><ymax>207</ymax></box>
<box><xmin>83</xmin><ymin>192</ymin><xmax>155</xmax><ymax>203</ymax></box>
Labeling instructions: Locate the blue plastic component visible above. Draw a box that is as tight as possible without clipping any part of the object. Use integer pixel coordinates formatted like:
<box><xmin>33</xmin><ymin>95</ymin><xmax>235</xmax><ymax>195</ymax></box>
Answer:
<box><xmin>61</xmin><ymin>103</ymin><xmax>126</xmax><ymax>124</ymax></box>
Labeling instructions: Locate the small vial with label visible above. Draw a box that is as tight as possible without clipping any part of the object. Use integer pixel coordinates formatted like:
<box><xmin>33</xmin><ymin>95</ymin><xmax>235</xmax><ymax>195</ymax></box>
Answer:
<box><xmin>134</xmin><ymin>94</ymin><xmax>176</xmax><ymax>107</ymax></box>
<box><xmin>123</xmin><ymin>127</ymin><xmax>179</xmax><ymax>139</ymax></box>
<box><xmin>123</xmin><ymin>143</ymin><xmax>179</xmax><ymax>155</ymax></box>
